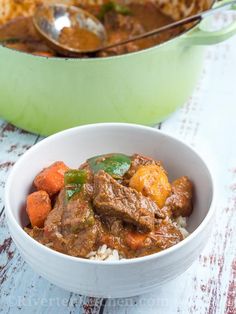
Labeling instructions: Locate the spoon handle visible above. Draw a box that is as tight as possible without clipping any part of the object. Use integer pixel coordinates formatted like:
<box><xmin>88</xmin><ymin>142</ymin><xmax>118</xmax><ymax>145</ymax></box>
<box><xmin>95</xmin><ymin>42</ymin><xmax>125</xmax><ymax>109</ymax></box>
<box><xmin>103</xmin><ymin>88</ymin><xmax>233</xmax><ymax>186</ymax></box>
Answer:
<box><xmin>96</xmin><ymin>0</ymin><xmax>236</xmax><ymax>52</ymax></box>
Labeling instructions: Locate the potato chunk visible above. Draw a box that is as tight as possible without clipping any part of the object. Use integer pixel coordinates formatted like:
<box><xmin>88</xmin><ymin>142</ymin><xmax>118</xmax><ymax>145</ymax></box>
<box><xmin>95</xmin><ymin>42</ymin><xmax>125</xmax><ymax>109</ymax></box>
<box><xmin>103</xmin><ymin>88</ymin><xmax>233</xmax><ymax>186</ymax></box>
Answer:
<box><xmin>129</xmin><ymin>164</ymin><xmax>171</xmax><ymax>208</ymax></box>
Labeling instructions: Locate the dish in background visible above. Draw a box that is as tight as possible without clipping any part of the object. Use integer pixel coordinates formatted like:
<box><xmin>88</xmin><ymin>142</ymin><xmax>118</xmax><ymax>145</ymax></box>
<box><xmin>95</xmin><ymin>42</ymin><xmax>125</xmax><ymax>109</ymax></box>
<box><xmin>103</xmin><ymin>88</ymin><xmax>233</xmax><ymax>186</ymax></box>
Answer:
<box><xmin>0</xmin><ymin>0</ymin><xmax>214</xmax><ymax>58</ymax></box>
<box><xmin>0</xmin><ymin>0</ymin><xmax>235</xmax><ymax>135</ymax></box>
<box><xmin>0</xmin><ymin>1</ymin><xmax>184</xmax><ymax>57</ymax></box>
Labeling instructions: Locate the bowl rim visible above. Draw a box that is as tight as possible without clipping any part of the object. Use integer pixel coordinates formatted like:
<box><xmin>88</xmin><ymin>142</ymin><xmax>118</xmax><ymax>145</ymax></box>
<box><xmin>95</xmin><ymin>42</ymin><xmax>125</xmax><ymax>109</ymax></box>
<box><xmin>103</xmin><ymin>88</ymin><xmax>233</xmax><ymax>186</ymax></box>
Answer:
<box><xmin>5</xmin><ymin>122</ymin><xmax>215</xmax><ymax>265</ymax></box>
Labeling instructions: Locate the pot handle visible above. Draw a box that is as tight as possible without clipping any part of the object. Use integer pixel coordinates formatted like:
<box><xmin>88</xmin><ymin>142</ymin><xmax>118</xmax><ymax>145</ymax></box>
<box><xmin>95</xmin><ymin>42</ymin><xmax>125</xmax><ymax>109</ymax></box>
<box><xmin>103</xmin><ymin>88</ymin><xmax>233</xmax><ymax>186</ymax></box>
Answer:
<box><xmin>182</xmin><ymin>0</ymin><xmax>236</xmax><ymax>45</ymax></box>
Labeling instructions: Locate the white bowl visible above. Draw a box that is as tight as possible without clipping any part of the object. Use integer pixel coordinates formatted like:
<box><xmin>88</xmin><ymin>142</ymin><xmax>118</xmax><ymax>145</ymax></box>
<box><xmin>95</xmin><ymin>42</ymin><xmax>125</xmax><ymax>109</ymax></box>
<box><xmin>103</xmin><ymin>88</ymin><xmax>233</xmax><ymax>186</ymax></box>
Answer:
<box><xmin>5</xmin><ymin>123</ymin><xmax>215</xmax><ymax>298</ymax></box>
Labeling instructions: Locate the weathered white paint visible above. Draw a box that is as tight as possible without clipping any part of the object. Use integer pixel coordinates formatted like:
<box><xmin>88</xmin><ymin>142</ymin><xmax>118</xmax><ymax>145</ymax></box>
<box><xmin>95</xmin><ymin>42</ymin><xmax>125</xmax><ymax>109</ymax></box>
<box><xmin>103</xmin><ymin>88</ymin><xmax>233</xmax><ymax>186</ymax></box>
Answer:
<box><xmin>1</xmin><ymin>14</ymin><xmax>236</xmax><ymax>314</ymax></box>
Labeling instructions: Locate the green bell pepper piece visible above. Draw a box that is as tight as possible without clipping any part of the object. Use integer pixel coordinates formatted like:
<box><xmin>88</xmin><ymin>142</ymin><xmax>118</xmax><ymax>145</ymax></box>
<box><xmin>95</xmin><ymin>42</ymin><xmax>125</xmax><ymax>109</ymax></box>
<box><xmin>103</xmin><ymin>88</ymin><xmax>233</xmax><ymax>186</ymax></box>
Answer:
<box><xmin>64</xmin><ymin>169</ymin><xmax>87</xmax><ymax>200</ymax></box>
<box><xmin>66</xmin><ymin>185</ymin><xmax>83</xmax><ymax>200</ymax></box>
<box><xmin>87</xmin><ymin>153</ymin><xmax>131</xmax><ymax>179</ymax></box>
<box><xmin>64</xmin><ymin>169</ymin><xmax>87</xmax><ymax>185</ymax></box>
<box><xmin>98</xmin><ymin>1</ymin><xmax>131</xmax><ymax>20</ymax></box>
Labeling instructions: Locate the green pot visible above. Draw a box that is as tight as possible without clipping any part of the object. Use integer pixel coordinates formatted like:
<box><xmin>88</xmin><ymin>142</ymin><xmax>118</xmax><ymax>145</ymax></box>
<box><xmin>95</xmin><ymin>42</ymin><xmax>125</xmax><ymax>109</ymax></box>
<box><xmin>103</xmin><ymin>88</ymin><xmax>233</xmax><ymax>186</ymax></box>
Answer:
<box><xmin>0</xmin><ymin>0</ymin><xmax>236</xmax><ymax>135</ymax></box>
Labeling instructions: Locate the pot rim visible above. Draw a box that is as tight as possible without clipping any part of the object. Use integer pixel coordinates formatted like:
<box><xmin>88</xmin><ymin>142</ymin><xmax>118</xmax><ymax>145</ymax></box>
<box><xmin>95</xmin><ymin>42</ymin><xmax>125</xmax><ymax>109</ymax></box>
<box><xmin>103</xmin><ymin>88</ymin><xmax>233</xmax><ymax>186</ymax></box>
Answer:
<box><xmin>0</xmin><ymin>0</ymin><xmax>216</xmax><ymax>62</ymax></box>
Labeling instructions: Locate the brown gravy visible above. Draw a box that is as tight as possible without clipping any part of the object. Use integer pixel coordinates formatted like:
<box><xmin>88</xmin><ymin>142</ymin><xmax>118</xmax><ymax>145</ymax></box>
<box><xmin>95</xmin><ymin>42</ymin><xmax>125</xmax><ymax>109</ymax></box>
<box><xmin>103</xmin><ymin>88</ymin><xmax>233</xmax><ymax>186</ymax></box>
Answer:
<box><xmin>59</xmin><ymin>26</ymin><xmax>102</xmax><ymax>51</ymax></box>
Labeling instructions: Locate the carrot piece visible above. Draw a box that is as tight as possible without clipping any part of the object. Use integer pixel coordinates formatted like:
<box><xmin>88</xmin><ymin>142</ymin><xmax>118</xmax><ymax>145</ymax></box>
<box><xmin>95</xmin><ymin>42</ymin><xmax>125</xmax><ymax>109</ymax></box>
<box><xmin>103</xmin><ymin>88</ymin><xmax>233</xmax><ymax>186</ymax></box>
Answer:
<box><xmin>34</xmin><ymin>161</ymin><xmax>69</xmax><ymax>196</ymax></box>
<box><xmin>26</xmin><ymin>191</ymin><xmax>52</xmax><ymax>228</ymax></box>
<box><xmin>125</xmin><ymin>231</ymin><xmax>148</xmax><ymax>251</ymax></box>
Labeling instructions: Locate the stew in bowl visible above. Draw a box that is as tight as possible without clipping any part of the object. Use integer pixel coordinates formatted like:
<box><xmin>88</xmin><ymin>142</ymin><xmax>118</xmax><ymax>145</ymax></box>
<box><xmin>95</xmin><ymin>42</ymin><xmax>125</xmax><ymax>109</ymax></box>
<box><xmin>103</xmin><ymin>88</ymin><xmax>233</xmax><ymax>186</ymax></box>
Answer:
<box><xmin>25</xmin><ymin>153</ymin><xmax>193</xmax><ymax>260</ymax></box>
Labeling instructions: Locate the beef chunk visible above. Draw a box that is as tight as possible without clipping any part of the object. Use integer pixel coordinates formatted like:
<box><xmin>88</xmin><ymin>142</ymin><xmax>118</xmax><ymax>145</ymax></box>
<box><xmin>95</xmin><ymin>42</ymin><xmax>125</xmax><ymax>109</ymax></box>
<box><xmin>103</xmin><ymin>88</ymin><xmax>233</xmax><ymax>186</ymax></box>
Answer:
<box><xmin>125</xmin><ymin>154</ymin><xmax>162</xmax><ymax>180</ymax></box>
<box><xmin>166</xmin><ymin>176</ymin><xmax>193</xmax><ymax>217</ymax></box>
<box><xmin>61</xmin><ymin>195</ymin><xmax>95</xmax><ymax>234</ymax></box>
<box><xmin>93</xmin><ymin>170</ymin><xmax>163</xmax><ymax>232</ymax></box>
<box><xmin>104</xmin><ymin>12</ymin><xmax>144</xmax><ymax>35</ymax></box>
<box><xmin>124</xmin><ymin>219</ymin><xmax>183</xmax><ymax>254</ymax></box>
<box><xmin>101</xmin><ymin>216</ymin><xmax>124</xmax><ymax>237</ymax></box>
<box><xmin>65</xmin><ymin>224</ymin><xmax>98</xmax><ymax>258</ymax></box>
<box><xmin>150</xmin><ymin>219</ymin><xmax>183</xmax><ymax>250</ymax></box>
<box><xmin>43</xmin><ymin>188</ymin><xmax>97</xmax><ymax>257</ymax></box>
<box><xmin>44</xmin><ymin>188</ymin><xmax>66</xmax><ymax>238</ymax></box>
<box><xmin>97</xmin><ymin>12</ymin><xmax>144</xmax><ymax>57</ymax></box>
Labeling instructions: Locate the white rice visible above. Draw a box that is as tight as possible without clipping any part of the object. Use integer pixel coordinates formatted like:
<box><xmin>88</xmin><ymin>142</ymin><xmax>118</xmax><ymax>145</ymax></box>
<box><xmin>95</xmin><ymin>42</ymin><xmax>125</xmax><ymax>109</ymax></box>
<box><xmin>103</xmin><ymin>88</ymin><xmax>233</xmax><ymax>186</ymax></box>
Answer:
<box><xmin>173</xmin><ymin>216</ymin><xmax>190</xmax><ymax>239</ymax></box>
<box><xmin>86</xmin><ymin>244</ymin><xmax>121</xmax><ymax>261</ymax></box>
<box><xmin>87</xmin><ymin>216</ymin><xmax>189</xmax><ymax>261</ymax></box>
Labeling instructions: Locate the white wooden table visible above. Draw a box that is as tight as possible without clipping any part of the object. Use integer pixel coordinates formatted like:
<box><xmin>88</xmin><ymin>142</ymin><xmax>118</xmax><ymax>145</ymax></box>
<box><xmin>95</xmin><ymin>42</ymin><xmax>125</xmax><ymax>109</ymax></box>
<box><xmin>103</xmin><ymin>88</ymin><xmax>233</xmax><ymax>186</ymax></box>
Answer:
<box><xmin>1</xmin><ymin>17</ymin><xmax>236</xmax><ymax>314</ymax></box>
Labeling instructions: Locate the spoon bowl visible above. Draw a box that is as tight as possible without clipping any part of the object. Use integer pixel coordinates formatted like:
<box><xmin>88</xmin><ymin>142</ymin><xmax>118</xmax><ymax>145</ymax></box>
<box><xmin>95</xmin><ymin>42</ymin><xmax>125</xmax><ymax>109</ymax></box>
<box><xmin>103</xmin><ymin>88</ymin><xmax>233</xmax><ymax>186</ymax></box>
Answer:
<box><xmin>33</xmin><ymin>4</ymin><xmax>107</xmax><ymax>56</ymax></box>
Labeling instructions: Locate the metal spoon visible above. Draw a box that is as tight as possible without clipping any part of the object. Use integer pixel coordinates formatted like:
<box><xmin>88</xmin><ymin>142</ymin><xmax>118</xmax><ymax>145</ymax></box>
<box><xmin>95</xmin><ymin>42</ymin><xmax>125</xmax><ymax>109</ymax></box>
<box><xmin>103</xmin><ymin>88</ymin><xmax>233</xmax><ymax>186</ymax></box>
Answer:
<box><xmin>33</xmin><ymin>4</ymin><xmax>107</xmax><ymax>56</ymax></box>
<box><xmin>33</xmin><ymin>1</ymin><xmax>236</xmax><ymax>57</ymax></box>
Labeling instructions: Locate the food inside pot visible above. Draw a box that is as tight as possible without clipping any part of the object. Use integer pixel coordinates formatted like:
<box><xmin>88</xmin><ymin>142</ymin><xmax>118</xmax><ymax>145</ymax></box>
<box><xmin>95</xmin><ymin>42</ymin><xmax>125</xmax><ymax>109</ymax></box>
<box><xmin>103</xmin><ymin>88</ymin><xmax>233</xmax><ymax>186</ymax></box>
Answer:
<box><xmin>0</xmin><ymin>0</ymin><xmax>213</xmax><ymax>57</ymax></box>
<box><xmin>24</xmin><ymin>153</ymin><xmax>194</xmax><ymax>260</ymax></box>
